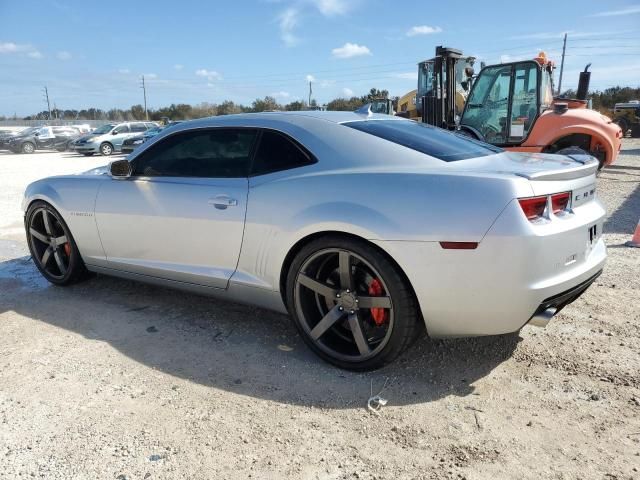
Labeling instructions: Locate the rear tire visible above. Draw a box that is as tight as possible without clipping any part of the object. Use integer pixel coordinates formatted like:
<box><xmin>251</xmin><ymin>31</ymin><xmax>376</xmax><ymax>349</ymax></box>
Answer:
<box><xmin>555</xmin><ymin>146</ymin><xmax>605</xmax><ymax>171</ymax></box>
<box><xmin>25</xmin><ymin>201</ymin><xmax>89</xmax><ymax>286</ymax></box>
<box><xmin>286</xmin><ymin>235</ymin><xmax>422</xmax><ymax>370</ymax></box>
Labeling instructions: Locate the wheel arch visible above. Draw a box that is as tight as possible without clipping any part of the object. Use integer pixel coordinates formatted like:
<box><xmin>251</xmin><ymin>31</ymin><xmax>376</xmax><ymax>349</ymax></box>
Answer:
<box><xmin>539</xmin><ymin>129</ymin><xmax>614</xmax><ymax>167</ymax></box>
<box><xmin>278</xmin><ymin>230</ymin><xmax>421</xmax><ymax>321</ymax></box>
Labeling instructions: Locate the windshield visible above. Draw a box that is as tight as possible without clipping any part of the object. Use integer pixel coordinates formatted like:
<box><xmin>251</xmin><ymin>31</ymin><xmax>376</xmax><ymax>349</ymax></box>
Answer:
<box><xmin>92</xmin><ymin>124</ymin><xmax>116</xmax><ymax>134</ymax></box>
<box><xmin>344</xmin><ymin>120</ymin><xmax>501</xmax><ymax>162</ymax></box>
<box><xmin>18</xmin><ymin>127</ymin><xmax>40</xmax><ymax>136</ymax></box>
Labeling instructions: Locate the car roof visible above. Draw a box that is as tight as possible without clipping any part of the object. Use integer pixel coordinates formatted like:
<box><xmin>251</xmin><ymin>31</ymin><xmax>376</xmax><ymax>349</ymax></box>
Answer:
<box><xmin>173</xmin><ymin>110</ymin><xmax>404</xmax><ymax>129</ymax></box>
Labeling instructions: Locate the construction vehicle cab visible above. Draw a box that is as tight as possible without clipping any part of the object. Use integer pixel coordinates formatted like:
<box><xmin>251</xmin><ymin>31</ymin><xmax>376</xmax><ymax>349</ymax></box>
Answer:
<box><xmin>459</xmin><ymin>55</ymin><xmax>554</xmax><ymax>145</ymax></box>
<box><xmin>369</xmin><ymin>98</ymin><xmax>395</xmax><ymax>115</ymax></box>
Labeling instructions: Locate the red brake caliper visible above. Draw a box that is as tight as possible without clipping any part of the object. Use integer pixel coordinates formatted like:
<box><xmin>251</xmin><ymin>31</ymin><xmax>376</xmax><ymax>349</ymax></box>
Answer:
<box><xmin>368</xmin><ymin>278</ymin><xmax>388</xmax><ymax>326</ymax></box>
<box><xmin>64</xmin><ymin>243</ymin><xmax>71</xmax><ymax>257</ymax></box>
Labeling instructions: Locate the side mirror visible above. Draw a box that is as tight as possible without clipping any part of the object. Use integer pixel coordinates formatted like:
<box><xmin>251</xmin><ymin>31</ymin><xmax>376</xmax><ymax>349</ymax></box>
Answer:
<box><xmin>112</xmin><ymin>130</ymin><xmax>118</xmax><ymax>135</ymax></box>
<box><xmin>34</xmin><ymin>132</ymin><xmax>40</xmax><ymax>136</ymax></box>
<box><xmin>109</xmin><ymin>159</ymin><xmax>132</xmax><ymax>178</ymax></box>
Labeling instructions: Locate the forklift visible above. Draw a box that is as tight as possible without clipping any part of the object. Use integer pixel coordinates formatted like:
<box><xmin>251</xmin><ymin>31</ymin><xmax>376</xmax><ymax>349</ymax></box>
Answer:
<box><xmin>417</xmin><ymin>47</ymin><xmax>622</xmax><ymax>168</ymax></box>
<box><xmin>417</xmin><ymin>46</ymin><xmax>477</xmax><ymax>129</ymax></box>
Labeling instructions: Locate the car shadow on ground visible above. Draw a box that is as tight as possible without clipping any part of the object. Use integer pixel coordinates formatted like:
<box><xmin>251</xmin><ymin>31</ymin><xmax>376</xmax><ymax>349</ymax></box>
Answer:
<box><xmin>0</xmin><ymin>254</ymin><xmax>520</xmax><ymax>409</ymax></box>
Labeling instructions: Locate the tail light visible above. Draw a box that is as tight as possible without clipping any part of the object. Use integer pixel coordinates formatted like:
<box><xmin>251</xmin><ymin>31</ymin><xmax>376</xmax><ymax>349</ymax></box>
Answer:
<box><xmin>518</xmin><ymin>196</ymin><xmax>547</xmax><ymax>221</ymax></box>
<box><xmin>518</xmin><ymin>192</ymin><xmax>572</xmax><ymax>222</ymax></box>
<box><xmin>551</xmin><ymin>192</ymin><xmax>571</xmax><ymax>213</ymax></box>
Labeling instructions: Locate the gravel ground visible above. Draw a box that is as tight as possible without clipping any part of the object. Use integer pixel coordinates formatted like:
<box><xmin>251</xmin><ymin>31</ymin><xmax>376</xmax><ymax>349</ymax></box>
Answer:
<box><xmin>0</xmin><ymin>143</ymin><xmax>638</xmax><ymax>480</ymax></box>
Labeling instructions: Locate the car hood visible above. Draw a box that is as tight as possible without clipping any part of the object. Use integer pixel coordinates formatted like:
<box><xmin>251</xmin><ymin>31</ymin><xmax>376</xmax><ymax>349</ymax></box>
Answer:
<box><xmin>79</xmin><ymin>165</ymin><xmax>110</xmax><ymax>175</ymax></box>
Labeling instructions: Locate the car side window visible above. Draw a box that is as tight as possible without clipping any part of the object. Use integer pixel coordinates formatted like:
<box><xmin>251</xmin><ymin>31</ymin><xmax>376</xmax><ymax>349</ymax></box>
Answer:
<box><xmin>130</xmin><ymin>123</ymin><xmax>147</xmax><ymax>132</ymax></box>
<box><xmin>251</xmin><ymin>130</ymin><xmax>315</xmax><ymax>176</ymax></box>
<box><xmin>132</xmin><ymin>128</ymin><xmax>258</xmax><ymax>178</ymax></box>
<box><xmin>113</xmin><ymin>124</ymin><xmax>130</xmax><ymax>134</ymax></box>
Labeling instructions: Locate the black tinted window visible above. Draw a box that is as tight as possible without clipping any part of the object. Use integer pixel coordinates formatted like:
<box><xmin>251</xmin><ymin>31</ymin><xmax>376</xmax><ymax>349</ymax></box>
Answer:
<box><xmin>344</xmin><ymin>120</ymin><xmax>501</xmax><ymax>161</ymax></box>
<box><xmin>133</xmin><ymin>128</ymin><xmax>257</xmax><ymax>178</ymax></box>
<box><xmin>251</xmin><ymin>130</ymin><xmax>314</xmax><ymax>176</ymax></box>
<box><xmin>130</xmin><ymin>123</ymin><xmax>147</xmax><ymax>132</ymax></box>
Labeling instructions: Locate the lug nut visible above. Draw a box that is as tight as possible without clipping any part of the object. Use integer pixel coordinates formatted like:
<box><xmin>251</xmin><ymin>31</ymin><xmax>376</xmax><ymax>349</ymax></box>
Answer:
<box><xmin>338</xmin><ymin>306</ymin><xmax>343</xmax><ymax>311</ymax></box>
<box><xmin>349</xmin><ymin>310</ymin><xmax>355</xmax><ymax>314</ymax></box>
<box><xmin>336</xmin><ymin>294</ymin><xmax>341</xmax><ymax>298</ymax></box>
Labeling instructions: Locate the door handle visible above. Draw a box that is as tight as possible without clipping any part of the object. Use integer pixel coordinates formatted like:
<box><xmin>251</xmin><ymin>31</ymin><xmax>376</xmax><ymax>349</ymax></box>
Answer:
<box><xmin>208</xmin><ymin>195</ymin><xmax>238</xmax><ymax>209</ymax></box>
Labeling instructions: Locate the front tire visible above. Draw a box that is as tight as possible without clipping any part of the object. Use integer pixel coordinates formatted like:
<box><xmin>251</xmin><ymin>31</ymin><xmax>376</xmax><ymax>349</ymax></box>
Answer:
<box><xmin>286</xmin><ymin>235</ymin><xmax>422</xmax><ymax>370</ymax></box>
<box><xmin>21</xmin><ymin>142</ymin><xmax>35</xmax><ymax>154</ymax></box>
<box><xmin>99</xmin><ymin>142</ymin><xmax>113</xmax><ymax>156</ymax></box>
<box><xmin>25</xmin><ymin>201</ymin><xmax>89</xmax><ymax>286</ymax></box>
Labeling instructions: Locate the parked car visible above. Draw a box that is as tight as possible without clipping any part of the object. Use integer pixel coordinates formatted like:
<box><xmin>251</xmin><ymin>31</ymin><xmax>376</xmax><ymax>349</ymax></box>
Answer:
<box><xmin>121</xmin><ymin>122</ymin><xmax>183</xmax><ymax>154</ymax></box>
<box><xmin>73</xmin><ymin>121</ymin><xmax>158</xmax><ymax>156</ymax></box>
<box><xmin>0</xmin><ymin>128</ymin><xmax>29</xmax><ymax>150</ymax></box>
<box><xmin>22</xmin><ymin>111</ymin><xmax>606</xmax><ymax>370</ymax></box>
<box><xmin>6</xmin><ymin>126</ymin><xmax>80</xmax><ymax>154</ymax></box>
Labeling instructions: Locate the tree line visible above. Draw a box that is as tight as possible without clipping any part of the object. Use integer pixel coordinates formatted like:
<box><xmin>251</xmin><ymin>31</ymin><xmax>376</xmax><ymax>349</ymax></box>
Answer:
<box><xmin>3</xmin><ymin>85</ymin><xmax>637</xmax><ymax>122</ymax></box>
<box><xmin>6</xmin><ymin>88</ymin><xmax>390</xmax><ymax>122</ymax></box>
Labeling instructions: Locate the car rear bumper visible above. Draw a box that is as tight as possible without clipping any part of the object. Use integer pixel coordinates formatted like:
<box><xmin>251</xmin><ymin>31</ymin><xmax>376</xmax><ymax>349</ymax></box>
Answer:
<box><xmin>373</xmin><ymin>197</ymin><xmax>607</xmax><ymax>337</ymax></box>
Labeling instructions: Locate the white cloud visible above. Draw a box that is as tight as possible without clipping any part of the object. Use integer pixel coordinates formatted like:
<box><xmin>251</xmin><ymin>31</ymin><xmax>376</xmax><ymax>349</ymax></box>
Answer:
<box><xmin>331</xmin><ymin>42</ymin><xmax>371</xmax><ymax>59</ymax></box>
<box><xmin>56</xmin><ymin>50</ymin><xmax>72</xmax><ymax>60</ymax></box>
<box><xmin>589</xmin><ymin>5</ymin><xmax>640</xmax><ymax>16</ymax></box>
<box><xmin>406</xmin><ymin>25</ymin><xmax>442</xmax><ymax>37</ymax></box>
<box><xmin>305</xmin><ymin>74</ymin><xmax>315</xmax><ymax>82</ymax></box>
<box><xmin>342</xmin><ymin>87</ymin><xmax>354</xmax><ymax>96</ymax></box>
<box><xmin>144</xmin><ymin>73</ymin><xmax>158</xmax><ymax>79</ymax></box>
<box><xmin>174</xmin><ymin>64</ymin><xmax>183</xmax><ymax>70</ymax></box>
<box><xmin>118</xmin><ymin>68</ymin><xmax>130</xmax><ymax>74</ymax></box>
<box><xmin>393</xmin><ymin>72</ymin><xmax>416</xmax><ymax>80</ymax></box>
<box><xmin>278</xmin><ymin>7</ymin><xmax>299</xmax><ymax>47</ymax></box>
<box><xmin>271</xmin><ymin>91</ymin><xmax>290</xmax><ymax>98</ymax></box>
<box><xmin>312</xmin><ymin>0</ymin><xmax>349</xmax><ymax>16</ymax></box>
<box><xmin>195</xmin><ymin>69</ymin><xmax>222</xmax><ymax>81</ymax></box>
<box><xmin>0</xmin><ymin>42</ymin><xmax>42</xmax><ymax>58</ymax></box>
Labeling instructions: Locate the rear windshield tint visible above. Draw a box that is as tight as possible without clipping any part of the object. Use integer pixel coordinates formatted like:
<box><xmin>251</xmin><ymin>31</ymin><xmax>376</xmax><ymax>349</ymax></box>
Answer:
<box><xmin>343</xmin><ymin>120</ymin><xmax>502</xmax><ymax>161</ymax></box>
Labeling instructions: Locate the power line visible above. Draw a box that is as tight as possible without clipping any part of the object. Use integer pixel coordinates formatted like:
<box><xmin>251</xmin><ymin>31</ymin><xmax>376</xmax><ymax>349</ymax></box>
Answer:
<box><xmin>42</xmin><ymin>86</ymin><xmax>51</xmax><ymax>120</ymax></box>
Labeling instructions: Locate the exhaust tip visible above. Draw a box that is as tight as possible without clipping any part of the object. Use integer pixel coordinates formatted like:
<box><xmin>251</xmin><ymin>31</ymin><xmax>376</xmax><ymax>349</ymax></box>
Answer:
<box><xmin>529</xmin><ymin>308</ymin><xmax>557</xmax><ymax>328</ymax></box>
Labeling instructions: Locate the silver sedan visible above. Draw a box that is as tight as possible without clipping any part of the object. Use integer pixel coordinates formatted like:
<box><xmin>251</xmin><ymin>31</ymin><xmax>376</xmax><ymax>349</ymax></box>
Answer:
<box><xmin>22</xmin><ymin>111</ymin><xmax>606</xmax><ymax>369</ymax></box>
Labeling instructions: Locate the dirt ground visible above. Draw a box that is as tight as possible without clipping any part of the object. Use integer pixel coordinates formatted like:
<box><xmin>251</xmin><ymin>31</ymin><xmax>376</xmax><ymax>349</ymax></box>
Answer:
<box><xmin>0</xmin><ymin>143</ymin><xmax>639</xmax><ymax>480</ymax></box>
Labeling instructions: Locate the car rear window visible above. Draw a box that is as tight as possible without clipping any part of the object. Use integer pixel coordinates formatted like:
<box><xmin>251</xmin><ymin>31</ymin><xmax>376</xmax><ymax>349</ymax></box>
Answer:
<box><xmin>343</xmin><ymin>120</ymin><xmax>502</xmax><ymax>162</ymax></box>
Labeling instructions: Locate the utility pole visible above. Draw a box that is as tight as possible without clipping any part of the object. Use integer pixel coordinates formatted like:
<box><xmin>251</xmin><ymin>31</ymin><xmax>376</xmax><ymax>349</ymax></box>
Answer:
<box><xmin>140</xmin><ymin>75</ymin><xmax>148</xmax><ymax>120</ymax></box>
<box><xmin>43</xmin><ymin>86</ymin><xmax>52</xmax><ymax>120</ymax></box>
<box><xmin>557</xmin><ymin>33</ymin><xmax>567</xmax><ymax>95</ymax></box>
<box><xmin>308</xmin><ymin>80</ymin><xmax>312</xmax><ymax>106</ymax></box>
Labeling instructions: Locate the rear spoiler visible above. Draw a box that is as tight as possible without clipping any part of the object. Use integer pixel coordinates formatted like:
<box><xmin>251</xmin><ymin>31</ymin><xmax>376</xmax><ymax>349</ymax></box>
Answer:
<box><xmin>515</xmin><ymin>155</ymin><xmax>599</xmax><ymax>181</ymax></box>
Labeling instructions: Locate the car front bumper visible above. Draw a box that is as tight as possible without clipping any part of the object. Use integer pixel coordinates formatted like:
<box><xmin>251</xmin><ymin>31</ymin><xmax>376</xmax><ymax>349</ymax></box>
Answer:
<box><xmin>373</xmin><ymin>197</ymin><xmax>607</xmax><ymax>338</ymax></box>
<box><xmin>75</xmin><ymin>144</ymin><xmax>100</xmax><ymax>153</ymax></box>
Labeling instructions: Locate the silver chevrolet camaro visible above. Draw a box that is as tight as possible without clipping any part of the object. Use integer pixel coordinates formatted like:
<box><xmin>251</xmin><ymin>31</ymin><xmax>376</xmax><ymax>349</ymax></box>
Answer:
<box><xmin>22</xmin><ymin>111</ymin><xmax>606</xmax><ymax>370</ymax></box>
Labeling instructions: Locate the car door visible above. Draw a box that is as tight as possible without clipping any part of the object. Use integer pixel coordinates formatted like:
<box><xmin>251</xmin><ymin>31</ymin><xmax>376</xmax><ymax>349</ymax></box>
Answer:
<box><xmin>110</xmin><ymin>124</ymin><xmax>131</xmax><ymax>150</ymax></box>
<box><xmin>36</xmin><ymin>126</ymin><xmax>55</xmax><ymax>149</ymax></box>
<box><xmin>94</xmin><ymin>127</ymin><xmax>257</xmax><ymax>289</ymax></box>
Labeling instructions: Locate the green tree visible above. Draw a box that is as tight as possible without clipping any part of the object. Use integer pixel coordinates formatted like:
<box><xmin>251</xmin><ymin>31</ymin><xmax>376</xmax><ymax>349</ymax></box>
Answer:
<box><xmin>284</xmin><ymin>100</ymin><xmax>306</xmax><ymax>111</ymax></box>
<box><xmin>251</xmin><ymin>96</ymin><xmax>280</xmax><ymax>112</ymax></box>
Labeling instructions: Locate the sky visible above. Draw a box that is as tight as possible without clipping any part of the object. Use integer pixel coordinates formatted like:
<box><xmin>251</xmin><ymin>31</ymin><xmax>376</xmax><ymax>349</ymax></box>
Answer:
<box><xmin>0</xmin><ymin>0</ymin><xmax>639</xmax><ymax>116</ymax></box>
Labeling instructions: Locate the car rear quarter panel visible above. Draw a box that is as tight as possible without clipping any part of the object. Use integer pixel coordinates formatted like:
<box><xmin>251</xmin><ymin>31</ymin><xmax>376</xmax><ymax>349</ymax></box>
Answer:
<box><xmin>236</xmin><ymin>169</ymin><xmax>530</xmax><ymax>294</ymax></box>
<box><xmin>23</xmin><ymin>176</ymin><xmax>106</xmax><ymax>263</ymax></box>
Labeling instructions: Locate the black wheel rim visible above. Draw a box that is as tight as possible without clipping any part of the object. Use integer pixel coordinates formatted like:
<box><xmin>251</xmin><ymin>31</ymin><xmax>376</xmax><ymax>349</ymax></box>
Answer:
<box><xmin>28</xmin><ymin>208</ymin><xmax>71</xmax><ymax>280</ymax></box>
<box><xmin>23</xmin><ymin>143</ymin><xmax>34</xmax><ymax>153</ymax></box>
<box><xmin>294</xmin><ymin>248</ymin><xmax>394</xmax><ymax>363</ymax></box>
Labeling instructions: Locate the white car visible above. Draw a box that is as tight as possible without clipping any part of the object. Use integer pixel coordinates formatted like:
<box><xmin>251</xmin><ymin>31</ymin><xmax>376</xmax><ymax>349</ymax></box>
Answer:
<box><xmin>73</xmin><ymin>121</ymin><xmax>158</xmax><ymax>156</ymax></box>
